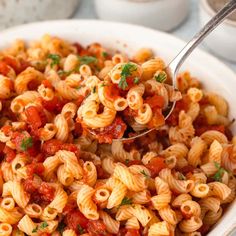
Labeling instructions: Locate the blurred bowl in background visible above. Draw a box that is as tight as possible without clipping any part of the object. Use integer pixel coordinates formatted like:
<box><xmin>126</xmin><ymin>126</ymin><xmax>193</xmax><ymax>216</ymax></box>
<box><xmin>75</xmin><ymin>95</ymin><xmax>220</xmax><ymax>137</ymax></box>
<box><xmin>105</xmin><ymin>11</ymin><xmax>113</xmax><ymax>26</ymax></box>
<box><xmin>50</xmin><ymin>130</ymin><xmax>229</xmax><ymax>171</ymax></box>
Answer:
<box><xmin>0</xmin><ymin>0</ymin><xmax>80</xmax><ymax>30</ymax></box>
<box><xmin>95</xmin><ymin>0</ymin><xmax>189</xmax><ymax>31</ymax></box>
<box><xmin>199</xmin><ymin>0</ymin><xmax>236</xmax><ymax>62</ymax></box>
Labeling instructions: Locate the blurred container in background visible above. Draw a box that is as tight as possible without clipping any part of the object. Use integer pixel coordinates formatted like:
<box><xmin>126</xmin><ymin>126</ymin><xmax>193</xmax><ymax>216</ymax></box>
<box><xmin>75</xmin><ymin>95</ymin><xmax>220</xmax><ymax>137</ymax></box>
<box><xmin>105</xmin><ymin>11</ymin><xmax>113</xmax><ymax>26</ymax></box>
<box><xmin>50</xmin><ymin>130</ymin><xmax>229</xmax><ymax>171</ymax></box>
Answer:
<box><xmin>0</xmin><ymin>0</ymin><xmax>80</xmax><ymax>29</ymax></box>
<box><xmin>95</xmin><ymin>0</ymin><xmax>189</xmax><ymax>31</ymax></box>
<box><xmin>199</xmin><ymin>0</ymin><xmax>236</xmax><ymax>62</ymax></box>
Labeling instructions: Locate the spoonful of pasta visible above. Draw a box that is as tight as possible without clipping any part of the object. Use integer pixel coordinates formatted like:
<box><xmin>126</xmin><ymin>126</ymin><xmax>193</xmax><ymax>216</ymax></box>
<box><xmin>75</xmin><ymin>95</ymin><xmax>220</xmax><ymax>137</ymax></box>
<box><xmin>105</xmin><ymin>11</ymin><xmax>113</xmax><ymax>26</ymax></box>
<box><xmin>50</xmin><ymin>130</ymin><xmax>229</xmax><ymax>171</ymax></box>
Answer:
<box><xmin>81</xmin><ymin>0</ymin><xmax>236</xmax><ymax>142</ymax></box>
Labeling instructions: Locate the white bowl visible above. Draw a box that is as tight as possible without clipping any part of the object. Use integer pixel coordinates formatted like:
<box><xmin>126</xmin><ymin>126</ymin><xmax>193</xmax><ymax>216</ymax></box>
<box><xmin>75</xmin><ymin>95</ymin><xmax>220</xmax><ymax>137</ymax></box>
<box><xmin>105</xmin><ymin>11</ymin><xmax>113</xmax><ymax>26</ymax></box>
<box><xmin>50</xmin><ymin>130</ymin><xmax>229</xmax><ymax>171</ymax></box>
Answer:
<box><xmin>0</xmin><ymin>20</ymin><xmax>236</xmax><ymax>235</ymax></box>
<box><xmin>94</xmin><ymin>0</ymin><xmax>189</xmax><ymax>31</ymax></box>
<box><xmin>199</xmin><ymin>0</ymin><xmax>236</xmax><ymax>62</ymax></box>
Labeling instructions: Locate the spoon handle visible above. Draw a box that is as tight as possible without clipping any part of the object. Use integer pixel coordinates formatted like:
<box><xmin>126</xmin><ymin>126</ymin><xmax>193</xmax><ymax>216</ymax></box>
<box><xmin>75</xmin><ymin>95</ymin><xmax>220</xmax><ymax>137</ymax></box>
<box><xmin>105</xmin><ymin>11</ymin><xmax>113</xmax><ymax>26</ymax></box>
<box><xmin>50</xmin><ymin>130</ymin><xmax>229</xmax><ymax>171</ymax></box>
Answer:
<box><xmin>168</xmin><ymin>0</ymin><xmax>236</xmax><ymax>77</ymax></box>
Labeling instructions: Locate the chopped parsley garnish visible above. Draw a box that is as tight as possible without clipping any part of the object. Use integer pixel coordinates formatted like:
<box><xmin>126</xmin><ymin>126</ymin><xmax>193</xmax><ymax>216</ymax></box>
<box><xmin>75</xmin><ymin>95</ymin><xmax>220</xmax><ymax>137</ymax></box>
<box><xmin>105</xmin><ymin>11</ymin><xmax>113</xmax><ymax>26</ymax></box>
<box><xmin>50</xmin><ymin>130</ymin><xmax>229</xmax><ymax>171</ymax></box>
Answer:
<box><xmin>48</xmin><ymin>54</ymin><xmax>61</xmax><ymax>67</ymax></box>
<box><xmin>78</xmin><ymin>56</ymin><xmax>97</xmax><ymax>66</ymax></box>
<box><xmin>77</xmin><ymin>224</ymin><xmax>85</xmax><ymax>234</ymax></box>
<box><xmin>119</xmin><ymin>197</ymin><xmax>133</xmax><ymax>207</ymax></box>
<box><xmin>213</xmin><ymin>162</ymin><xmax>227</xmax><ymax>182</ymax></box>
<box><xmin>40</xmin><ymin>221</ymin><xmax>49</xmax><ymax>229</ymax></box>
<box><xmin>58</xmin><ymin>70</ymin><xmax>72</xmax><ymax>77</ymax></box>
<box><xmin>102</xmin><ymin>51</ymin><xmax>108</xmax><ymax>58</ymax></box>
<box><xmin>140</xmin><ymin>170</ymin><xmax>150</xmax><ymax>178</ymax></box>
<box><xmin>125</xmin><ymin>159</ymin><xmax>130</xmax><ymax>165</ymax></box>
<box><xmin>92</xmin><ymin>86</ymin><xmax>96</xmax><ymax>93</ymax></box>
<box><xmin>118</xmin><ymin>63</ymin><xmax>137</xmax><ymax>90</ymax></box>
<box><xmin>101</xmin><ymin>83</ymin><xmax>107</xmax><ymax>87</ymax></box>
<box><xmin>20</xmin><ymin>137</ymin><xmax>33</xmax><ymax>151</ymax></box>
<box><xmin>178</xmin><ymin>173</ymin><xmax>186</xmax><ymax>180</ymax></box>
<box><xmin>57</xmin><ymin>221</ymin><xmax>66</xmax><ymax>234</ymax></box>
<box><xmin>155</xmin><ymin>71</ymin><xmax>167</xmax><ymax>83</ymax></box>
<box><xmin>32</xmin><ymin>226</ymin><xmax>38</xmax><ymax>233</ymax></box>
<box><xmin>76</xmin><ymin>85</ymin><xmax>82</xmax><ymax>90</ymax></box>
<box><xmin>32</xmin><ymin>222</ymin><xmax>48</xmax><ymax>233</ymax></box>
<box><xmin>133</xmin><ymin>77</ymin><xmax>140</xmax><ymax>84</ymax></box>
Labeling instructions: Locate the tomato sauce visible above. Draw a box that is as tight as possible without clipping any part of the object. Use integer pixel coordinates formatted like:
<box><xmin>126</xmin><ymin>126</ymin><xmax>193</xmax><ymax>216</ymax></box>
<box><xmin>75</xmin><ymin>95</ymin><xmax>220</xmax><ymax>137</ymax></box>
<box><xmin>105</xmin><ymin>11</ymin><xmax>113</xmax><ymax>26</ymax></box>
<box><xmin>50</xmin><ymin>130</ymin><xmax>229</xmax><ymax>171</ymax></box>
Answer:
<box><xmin>93</xmin><ymin>117</ymin><xmax>127</xmax><ymax>143</ymax></box>
<box><xmin>104</xmin><ymin>83</ymin><xmax>120</xmax><ymax>101</ymax></box>
<box><xmin>145</xmin><ymin>157</ymin><xmax>167</xmax><ymax>178</ymax></box>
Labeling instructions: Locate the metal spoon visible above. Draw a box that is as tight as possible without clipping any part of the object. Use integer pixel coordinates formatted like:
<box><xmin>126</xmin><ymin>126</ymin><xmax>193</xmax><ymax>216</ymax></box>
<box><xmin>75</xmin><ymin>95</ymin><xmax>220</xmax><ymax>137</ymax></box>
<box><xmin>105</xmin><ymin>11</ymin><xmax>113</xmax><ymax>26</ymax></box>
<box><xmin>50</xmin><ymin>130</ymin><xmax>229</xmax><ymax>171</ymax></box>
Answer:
<box><xmin>116</xmin><ymin>0</ymin><xmax>236</xmax><ymax>141</ymax></box>
<box><xmin>89</xmin><ymin>0</ymin><xmax>236</xmax><ymax>141</ymax></box>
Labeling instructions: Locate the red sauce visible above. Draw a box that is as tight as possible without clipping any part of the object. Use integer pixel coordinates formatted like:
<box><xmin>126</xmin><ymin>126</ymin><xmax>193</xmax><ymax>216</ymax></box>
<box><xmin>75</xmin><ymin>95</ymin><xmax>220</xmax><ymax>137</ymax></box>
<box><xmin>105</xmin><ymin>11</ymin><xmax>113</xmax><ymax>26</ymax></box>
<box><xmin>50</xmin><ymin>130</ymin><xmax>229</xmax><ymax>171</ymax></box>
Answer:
<box><xmin>195</xmin><ymin>125</ymin><xmax>225</xmax><ymax>137</ymax></box>
<box><xmin>118</xmin><ymin>228</ymin><xmax>140</xmax><ymax>236</ymax></box>
<box><xmin>41</xmin><ymin>79</ymin><xmax>53</xmax><ymax>89</ymax></box>
<box><xmin>104</xmin><ymin>83</ymin><xmax>120</xmax><ymax>101</ymax></box>
<box><xmin>96</xmin><ymin>164</ymin><xmax>110</xmax><ymax>179</ymax></box>
<box><xmin>145</xmin><ymin>157</ymin><xmax>167</xmax><ymax>178</ymax></box>
<box><xmin>61</xmin><ymin>143</ymin><xmax>80</xmax><ymax>158</ymax></box>
<box><xmin>145</xmin><ymin>95</ymin><xmax>165</xmax><ymax>109</ymax></box>
<box><xmin>180</xmin><ymin>165</ymin><xmax>195</xmax><ymax>174</ymax></box>
<box><xmin>1</xmin><ymin>125</ymin><xmax>12</xmax><ymax>136</ymax></box>
<box><xmin>41</xmin><ymin>96</ymin><xmax>68</xmax><ymax>113</ymax></box>
<box><xmin>75</xmin><ymin>95</ymin><xmax>85</xmax><ymax>107</ymax></box>
<box><xmin>38</xmin><ymin>182</ymin><xmax>55</xmax><ymax>202</ymax></box>
<box><xmin>3</xmin><ymin>146</ymin><xmax>16</xmax><ymax>162</ymax></box>
<box><xmin>1</xmin><ymin>56</ymin><xmax>19</xmax><ymax>72</ymax></box>
<box><xmin>147</xmin><ymin>109</ymin><xmax>165</xmax><ymax>129</ymax></box>
<box><xmin>25</xmin><ymin>106</ymin><xmax>47</xmax><ymax>130</ymax></box>
<box><xmin>27</xmin><ymin>163</ymin><xmax>45</xmax><ymax>177</ymax></box>
<box><xmin>87</xmin><ymin>220</ymin><xmax>106</xmax><ymax>235</ymax></box>
<box><xmin>65</xmin><ymin>210</ymin><xmax>88</xmax><ymax>232</ymax></box>
<box><xmin>73</xmin><ymin>42</ymin><xmax>85</xmax><ymax>54</ymax></box>
<box><xmin>11</xmin><ymin>131</ymin><xmax>32</xmax><ymax>152</ymax></box>
<box><xmin>63</xmin><ymin>200</ymin><xmax>77</xmax><ymax>215</ymax></box>
<box><xmin>93</xmin><ymin>117</ymin><xmax>127</xmax><ymax>143</ymax></box>
<box><xmin>42</xmin><ymin>139</ymin><xmax>63</xmax><ymax>156</ymax></box>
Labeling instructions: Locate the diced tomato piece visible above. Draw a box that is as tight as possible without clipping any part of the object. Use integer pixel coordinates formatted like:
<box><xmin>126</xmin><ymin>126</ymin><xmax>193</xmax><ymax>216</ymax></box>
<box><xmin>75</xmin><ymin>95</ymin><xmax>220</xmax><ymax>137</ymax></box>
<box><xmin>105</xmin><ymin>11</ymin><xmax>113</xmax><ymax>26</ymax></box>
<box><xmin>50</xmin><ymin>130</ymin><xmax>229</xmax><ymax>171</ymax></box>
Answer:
<box><xmin>0</xmin><ymin>61</ymin><xmax>10</xmax><ymax>75</ymax></box>
<box><xmin>42</xmin><ymin>96</ymin><xmax>68</xmax><ymax>113</ymax></box>
<box><xmin>180</xmin><ymin>165</ymin><xmax>195</xmax><ymax>174</ymax></box>
<box><xmin>125</xmin><ymin>229</ymin><xmax>141</xmax><ymax>236</ymax></box>
<box><xmin>65</xmin><ymin>210</ymin><xmax>89</xmax><ymax>231</ymax></box>
<box><xmin>25</xmin><ymin>106</ymin><xmax>45</xmax><ymax>129</ymax></box>
<box><xmin>2</xmin><ymin>56</ymin><xmax>19</xmax><ymax>72</ymax></box>
<box><xmin>41</xmin><ymin>79</ymin><xmax>53</xmax><ymax>88</ymax></box>
<box><xmin>145</xmin><ymin>157</ymin><xmax>167</xmax><ymax>178</ymax></box>
<box><xmin>18</xmin><ymin>58</ymin><xmax>30</xmax><ymax>74</ymax></box>
<box><xmin>147</xmin><ymin>109</ymin><xmax>165</xmax><ymax>129</ymax></box>
<box><xmin>3</xmin><ymin>145</ymin><xmax>16</xmax><ymax>162</ymax></box>
<box><xmin>27</xmin><ymin>163</ymin><xmax>45</xmax><ymax>177</ymax></box>
<box><xmin>38</xmin><ymin>182</ymin><xmax>55</xmax><ymax>202</ymax></box>
<box><xmin>87</xmin><ymin>220</ymin><xmax>106</xmax><ymax>235</ymax></box>
<box><xmin>104</xmin><ymin>83</ymin><xmax>120</xmax><ymax>101</ymax></box>
<box><xmin>145</xmin><ymin>95</ymin><xmax>165</xmax><ymax>108</ymax></box>
<box><xmin>93</xmin><ymin>117</ymin><xmax>127</xmax><ymax>144</ymax></box>
<box><xmin>23</xmin><ymin>177</ymin><xmax>41</xmax><ymax>193</ymax></box>
<box><xmin>195</xmin><ymin>125</ymin><xmax>225</xmax><ymax>137</ymax></box>
<box><xmin>42</xmin><ymin>139</ymin><xmax>63</xmax><ymax>156</ymax></box>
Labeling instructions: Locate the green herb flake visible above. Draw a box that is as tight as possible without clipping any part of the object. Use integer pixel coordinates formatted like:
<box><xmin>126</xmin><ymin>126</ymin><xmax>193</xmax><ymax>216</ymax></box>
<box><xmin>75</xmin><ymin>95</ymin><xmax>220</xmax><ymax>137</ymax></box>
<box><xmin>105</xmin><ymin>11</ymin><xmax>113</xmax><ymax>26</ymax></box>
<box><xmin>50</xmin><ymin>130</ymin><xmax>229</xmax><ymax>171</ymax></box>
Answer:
<box><xmin>58</xmin><ymin>70</ymin><xmax>72</xmax><ymax>77</ymax></box>
<box><xmin>77</xmin><ymin>224</ymin><xmax>85</xmax><ymax>235</ymax></box>
<box><xmin>213</xmin><ymin>161</ymin><xmax>227</xmax><ymax>182</ymax></box>
<box><xmin>92</xmin><ymin>86</ymin><xmax>96</xmax><ymax>93</ymax></box>
<box><xmin>20</xmin><ymin>136</ymin><xmax>33</xmax><ymax>151</ymax></box>
<box><xmin>40</xmin><ymin>221</ymin><xmax>49</xmax><ymax>229</ymax></box>
<box><xmin>101</xmin><ymin>83</ymin><xmax>107</xmax><ymax>87</ymax></box>
<box><xmin>32</xmin><ymin>226</ymin><xmax>38</xmax><ymax>233</ymax></box>
<box><xmin>48</xmin><ymin>54</ymin><xmax>61</xmax><ymax>67</ymax></box>
<box><xmin>178</xmin><ymin>173</ymin><xmax>186</xmax><ymax>180</ymax></box>
<box><xmin>120</xmin><ymin>197</ymin><xmax>133</xmax><ymax>207</ymax></box>
<box><xmin>102</xmin><ymin>51</ymin><xmax>108</xmax><ymax>58</ymax></box>
<box><xmin>78</xmin><ymin>56</ymin><xmax>97</xmax><ymax>66</ymax></box>
<box><xmin>118</xmin><ymin>63</ymin><xmax>137</xmax><ymax>90</ymax></box>
<box><xmin>155</xmin><ymin>71</ymin><xmax>167</xmax><ymax>83</ymax></box>
<box><xmin>133</xmin><ymin>77</ymin><xmax>140</xmax><ymax>84</ymax></box>
<box><xmin>76</xmin><ymin>85</ymin><xmax>82</xmax><ymax>90</ymax></box>
<box><xmin>125</xmin><ymin>159</ymin><xmax>130</xmax><ymax>165</ymax></box>
<box><xmin>140</xmin><ymin>170</ymin><xmax>150</xmax><ymax>178</ymax></box>
<box><xmin>57</xmin><ymin>221</ymin><xmax>66</xmax><ymax>234</ymax></box>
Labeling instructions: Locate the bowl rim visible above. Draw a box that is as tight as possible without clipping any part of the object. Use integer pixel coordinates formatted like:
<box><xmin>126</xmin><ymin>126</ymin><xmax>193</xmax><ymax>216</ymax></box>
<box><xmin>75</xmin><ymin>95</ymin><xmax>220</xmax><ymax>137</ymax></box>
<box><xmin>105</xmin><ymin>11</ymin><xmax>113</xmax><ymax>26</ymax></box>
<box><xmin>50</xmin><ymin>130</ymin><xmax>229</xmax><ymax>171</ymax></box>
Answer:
<box><xmin>200</xmin><ymin>0</ymin><xmax>236</xmax><ymax>27</ymax></box>
<box><xmin>0</xmin><ymin>19</ymin><xmax>236</xmax><ymax>235</ymax></box>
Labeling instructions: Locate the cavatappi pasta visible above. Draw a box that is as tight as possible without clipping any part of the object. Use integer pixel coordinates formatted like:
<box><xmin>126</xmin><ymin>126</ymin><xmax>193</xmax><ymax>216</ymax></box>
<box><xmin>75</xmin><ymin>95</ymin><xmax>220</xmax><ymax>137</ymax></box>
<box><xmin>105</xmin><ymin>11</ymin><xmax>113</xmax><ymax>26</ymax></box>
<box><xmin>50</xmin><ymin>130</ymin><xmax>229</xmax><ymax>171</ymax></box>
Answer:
<box><xmin>0</xmin><ymin>35</ymin><xmax>235</xmax><ymax>236</ymax></box>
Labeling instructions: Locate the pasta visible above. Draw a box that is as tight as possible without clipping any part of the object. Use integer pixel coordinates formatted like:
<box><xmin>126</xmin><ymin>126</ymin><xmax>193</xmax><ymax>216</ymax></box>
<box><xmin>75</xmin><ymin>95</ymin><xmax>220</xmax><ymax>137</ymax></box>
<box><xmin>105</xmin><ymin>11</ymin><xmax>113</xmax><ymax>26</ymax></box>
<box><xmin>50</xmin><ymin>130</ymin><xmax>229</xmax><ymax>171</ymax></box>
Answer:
<box><xmin>0</xmin><ymin>35</ymin><xmax>235</xmax><ymax>235</ymax></box>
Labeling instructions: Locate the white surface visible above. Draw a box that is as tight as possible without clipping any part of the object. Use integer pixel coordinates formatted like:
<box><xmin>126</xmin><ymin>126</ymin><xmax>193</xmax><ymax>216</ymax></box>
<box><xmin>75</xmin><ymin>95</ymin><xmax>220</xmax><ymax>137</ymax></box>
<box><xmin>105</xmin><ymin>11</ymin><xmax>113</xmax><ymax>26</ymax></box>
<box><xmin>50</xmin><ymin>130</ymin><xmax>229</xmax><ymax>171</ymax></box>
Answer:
<box><xmin>0</xmin><ymin>20</ymin><xmax>236</xmax><ymax>235</ymax></box>
<box><xmin>94</xmin><ymin>0</ymin><xmax>189</xmax><ymax>31</ymax></box>
<box><xmin>73</xmin><ymin>0</ymin><xmax>236</xmax><ymax>72</ymax></box>
<box><xmin>199</xmin><ymin>0</ymin><xmax>236</xmax><ymax>62</ymax></box>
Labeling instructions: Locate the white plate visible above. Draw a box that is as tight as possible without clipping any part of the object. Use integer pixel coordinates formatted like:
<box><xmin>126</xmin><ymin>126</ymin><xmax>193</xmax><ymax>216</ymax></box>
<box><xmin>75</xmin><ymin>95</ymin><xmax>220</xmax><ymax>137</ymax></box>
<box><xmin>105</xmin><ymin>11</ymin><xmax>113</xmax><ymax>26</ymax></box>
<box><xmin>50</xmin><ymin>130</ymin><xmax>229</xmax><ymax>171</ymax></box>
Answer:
<box><xmin>1</xmin><ymin>20</ymin><xmax>236</xmax><ymax>235</ymax></box>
